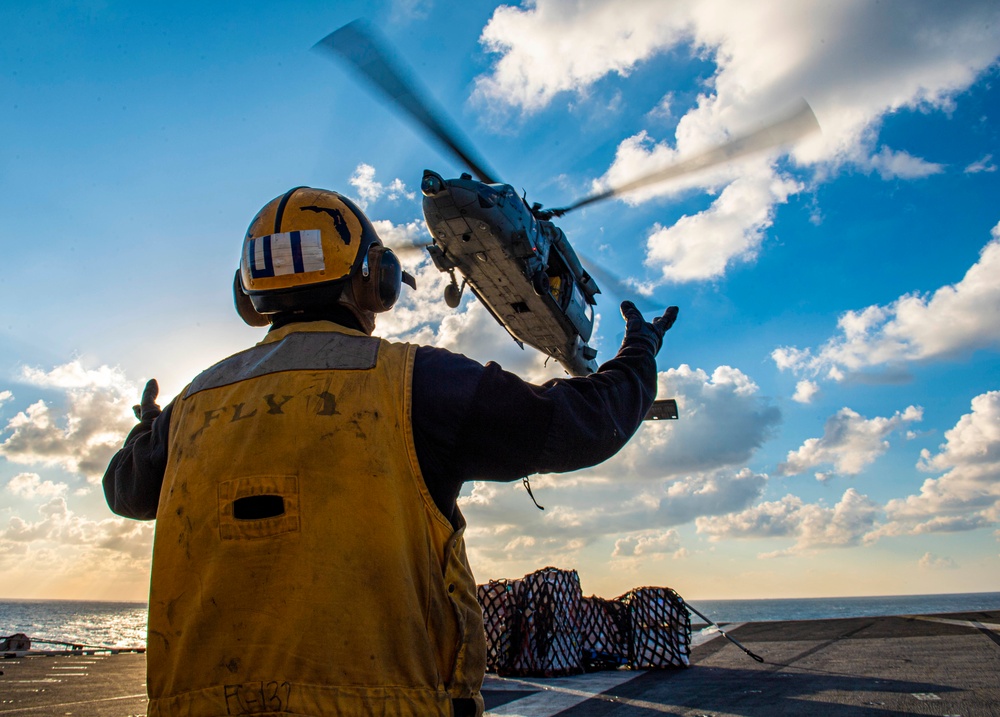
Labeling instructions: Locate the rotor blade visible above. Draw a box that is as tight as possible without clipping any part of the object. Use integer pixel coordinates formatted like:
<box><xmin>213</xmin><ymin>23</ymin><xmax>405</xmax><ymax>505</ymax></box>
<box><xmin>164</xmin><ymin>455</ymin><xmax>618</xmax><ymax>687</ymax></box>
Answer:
<box><xmin>553</xmin><ymin>100</ymin><xmax>820</xmax><ymax>216</ymax></box>
<box><xmin>314</xmin><ymin>20</ymin><xmax>500</xmax><ymax>185</ymax></box>
<box><xmin>390</xmin><ymin>240</ymin><xmax>432</xmax><ymax>260</ymax></box>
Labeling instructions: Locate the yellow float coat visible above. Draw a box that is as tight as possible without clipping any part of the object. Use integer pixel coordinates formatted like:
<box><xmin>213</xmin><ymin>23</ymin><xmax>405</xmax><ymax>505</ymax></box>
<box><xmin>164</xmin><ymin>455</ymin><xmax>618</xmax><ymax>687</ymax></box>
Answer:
<box><xmin>146</xmin><ymin>322</ymin><xmax>486</xmax><ymax>716</ymax></box>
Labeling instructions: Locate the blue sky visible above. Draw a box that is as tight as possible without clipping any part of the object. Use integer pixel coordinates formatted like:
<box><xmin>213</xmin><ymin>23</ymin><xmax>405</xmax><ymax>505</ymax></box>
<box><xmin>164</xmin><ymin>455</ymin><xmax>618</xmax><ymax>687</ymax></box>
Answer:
<box><xmin>2</xmin><ymin>0</ymin><xmax>999</xmax><ymax>602</ymax></box>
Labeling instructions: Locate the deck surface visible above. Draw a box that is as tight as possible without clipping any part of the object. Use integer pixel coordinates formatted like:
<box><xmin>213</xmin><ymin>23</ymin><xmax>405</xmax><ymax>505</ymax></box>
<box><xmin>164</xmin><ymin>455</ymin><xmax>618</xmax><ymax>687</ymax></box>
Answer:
<box><xmin>1</xmin><ymin>609</ymin><xmax>998</xmax><ymax>716</ymax></box>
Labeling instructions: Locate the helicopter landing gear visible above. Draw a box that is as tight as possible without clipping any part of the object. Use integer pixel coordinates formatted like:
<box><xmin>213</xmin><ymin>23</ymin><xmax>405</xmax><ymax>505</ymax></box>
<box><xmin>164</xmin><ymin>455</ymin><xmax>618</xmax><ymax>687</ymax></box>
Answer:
<box><xmin>531</xmin><ymin>270</ymin><xmax>550</xmax><ymax>297</ymax></box>
<box><xmin>444</xmin><ymin>273</ymin><xmax>465</xmax><ymax>308</ymax></box>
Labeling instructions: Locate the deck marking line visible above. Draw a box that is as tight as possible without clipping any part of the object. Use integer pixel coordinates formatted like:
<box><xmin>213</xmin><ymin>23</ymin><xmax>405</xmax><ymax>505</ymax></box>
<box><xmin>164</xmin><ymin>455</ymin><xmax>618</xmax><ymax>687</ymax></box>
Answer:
<box><xmin>485</xmin><ymin>670</ymin><xmax>687</xmax><ymax>716</ymax></box>
<box><xmin>905</xmin><ymin>616</ymin><xmax>1000</xmax><ymax>631</ymax></box>
<box><xmin>0</xmin><ymin>693</ymin><xmax>147</xmax><ymax>714</ymax></box>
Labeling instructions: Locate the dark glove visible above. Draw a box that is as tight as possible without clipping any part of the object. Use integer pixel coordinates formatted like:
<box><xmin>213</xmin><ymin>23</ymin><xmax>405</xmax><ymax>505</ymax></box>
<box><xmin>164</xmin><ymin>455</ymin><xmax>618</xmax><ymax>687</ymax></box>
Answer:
<box><xmin>620</xmin><ymin>301</ymin><xmax>679</xmax><ymax>356</ymax></box>
<box><xmin>132</xmin><ymin>379</ymin><xmax>161</xmax><ymax>422</ymax></box>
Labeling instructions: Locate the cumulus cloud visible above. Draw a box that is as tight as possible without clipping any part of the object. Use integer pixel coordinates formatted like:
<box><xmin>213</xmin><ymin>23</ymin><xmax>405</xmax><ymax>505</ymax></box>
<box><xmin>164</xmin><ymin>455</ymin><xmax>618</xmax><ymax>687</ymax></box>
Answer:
<box><xmin>918</xmin><ymin>552</ymin><xmax>958</xmax><ymax>570</ymax></box>
<box><xmin>0</xmin><ymin>361</ymin><xmax>137</xmax><ymax>482</ymax></box>
<box><xmin>610</xmin><ymin>364</ymin><xmax>781</xmax><ymax>477</ymax></box>
<box><xmin>0</xmin><ymin>390</ymin><xmax>12</xmax><ymax>408</ymax></box>
<box><xmin>644</xmin><ymin>172</ymin><xmax>803</xmax><ymax>282</ymax></box>
<box><xmin>773</xmin><ymin>225</ymin><xmax>1000</xmax><ymax>381</ymax></box>
<box><xmin>612</xmin><ymin>529</ymin><xmax>682</xmax><ymax>558</ymax></box>
<box><xmin>348</xmin><ymin>163</ymin><xmax>415</xmax><ymax>209</ymax></box>
<box><xmin>867</xmin><ymin>146</ymin><xmax>945</xmax><ymax>180</ymax></box>
<box><xmin>0</xmin><ymin>496</ymin><xmax>153</xmax><ymax>577</ymax></box>
<box><xmin>778</xmin><ymin>405</ymin><xmax>923</xmax><ymax>479</ymax></box>
<box><xmin>6</xmin><ymin>472</ymin><xmax>68</xmax><ymax>500</ymax></box>
<box><xmin>878</xmin><ymin>390</ymin><xmax>1000</xmax><ymax>535</ymax></box>
<box><xmin>473</xmin><ymin>0</ymin><xmax>1000</xmax><ymax>284</ymax></box>
<box><xmin>696</xmin><ymin>487</ymin><xmax>881</xmax><ymax>556</ymax></box>
<box><xmin>792</xmin><ymin>380</ymin><xmax>819</xmax><ymax>404</ymax></box>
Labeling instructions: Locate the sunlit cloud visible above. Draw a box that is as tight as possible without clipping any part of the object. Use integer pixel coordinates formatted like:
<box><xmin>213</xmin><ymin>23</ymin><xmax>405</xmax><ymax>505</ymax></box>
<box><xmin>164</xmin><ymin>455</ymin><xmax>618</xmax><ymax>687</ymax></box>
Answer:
<box><xmin>773</xmin><ymin>224</ymin><xmax>1000</xmax><ymax>381</ymax></box>
<box><xmin>0</xmin><ymin>497</ymin><xmax>154</xmax><ymax>578</ymax></box>
<box><xmin>866</xmin><ymin>146</ymin><xmax>945</xmax><ymax>180</ymax></box>
<box><xmin>792</xmin><ymin>380</ymin><xmax>819</xmax><ymax>404</ymax></box>
<box><xmin>0</xmin><ymin>362</ymin><xmax>137</xmax><ymax>483</ymax></box>
<box><xmin>918</xmin><ymin>552</ymin><xmax>958</xmax><ymax>570</ymax></box>
<box><xmin>875</xmin><ymin>390</ymin><xmax>1000</xmax><ymax>536</ymax></box>
<box><xmin>473</xmin><ymin>0</ymin><xmax>1000</xmax><ymax>283</ymax></box>
<box><xmin>6</xmin><ymin>472</ymin><xmax>68</xmax><ymax>500</ymax></box>
<box><xmin>609</xmin><ymin>365</ymin><xmax>781</xmax><ymax>478</ymax></box>
<box><xmin>696</xmin><ymin>487</ymin><xmax>881</xmax><ymax>557</ymax></box>
<box><xmin>348</xmin><ymin>162</ymin><xmax>416</xmax><ymax>209</ymax></box>
<box><xmin>612</xmin><ymin>529</ymin><xmax>683</xmax><ymax>558</ymax></box>
<box><xmin>643</xmin><ymin>172</ymin><xmax>802</xmax><ymax>282</ymax></box>
<box><xmin>777</xmin><ymin>405</ymin><xmax>923</xmax><ymax>479</ymax></box>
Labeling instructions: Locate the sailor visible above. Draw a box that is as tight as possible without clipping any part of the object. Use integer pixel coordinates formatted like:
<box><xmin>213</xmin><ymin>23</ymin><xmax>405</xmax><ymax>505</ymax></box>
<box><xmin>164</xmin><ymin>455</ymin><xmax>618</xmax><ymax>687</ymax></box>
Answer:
<box><xmin>103</xmin><ymin>187</ymin><xmax>678</xmax><ymax>717</ymax></box>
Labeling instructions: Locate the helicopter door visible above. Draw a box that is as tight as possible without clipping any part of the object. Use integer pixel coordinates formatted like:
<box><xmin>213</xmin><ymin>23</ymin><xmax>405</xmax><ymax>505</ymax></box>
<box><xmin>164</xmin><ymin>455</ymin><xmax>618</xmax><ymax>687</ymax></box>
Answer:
<box><xmin>564</xmin><ymin>281</ymin><xmax>595</xmax><ymax>342</ymax></box>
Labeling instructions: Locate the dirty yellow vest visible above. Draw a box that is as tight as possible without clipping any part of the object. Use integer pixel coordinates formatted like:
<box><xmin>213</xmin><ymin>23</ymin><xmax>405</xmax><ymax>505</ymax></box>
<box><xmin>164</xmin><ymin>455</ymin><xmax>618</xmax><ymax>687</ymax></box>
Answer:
<box><xmin>147</xmin><ymin>322</ymin><xmax>486</xmax><ymax>717</ymax></box>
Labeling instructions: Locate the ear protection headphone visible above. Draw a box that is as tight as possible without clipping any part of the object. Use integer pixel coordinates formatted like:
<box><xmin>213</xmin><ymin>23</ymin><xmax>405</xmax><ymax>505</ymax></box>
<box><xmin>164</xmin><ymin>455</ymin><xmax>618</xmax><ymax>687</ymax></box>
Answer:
<box><xmin>352</xmin><ymin>243</ymin><xmax>405</xmax><ymax>313</ymax></box>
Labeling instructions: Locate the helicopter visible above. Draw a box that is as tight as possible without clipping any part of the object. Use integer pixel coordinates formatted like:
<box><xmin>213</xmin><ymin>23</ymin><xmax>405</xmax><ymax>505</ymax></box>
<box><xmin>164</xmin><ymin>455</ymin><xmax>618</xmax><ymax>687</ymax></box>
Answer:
<box><xmin>315</xmin><ymin>21</ymin><xmax>819</xmax><ymax>420</ymax></box>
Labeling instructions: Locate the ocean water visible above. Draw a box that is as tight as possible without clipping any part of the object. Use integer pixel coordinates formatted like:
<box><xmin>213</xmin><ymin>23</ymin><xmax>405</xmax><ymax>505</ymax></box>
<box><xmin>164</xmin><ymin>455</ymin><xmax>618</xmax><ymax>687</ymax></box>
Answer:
<box><xmin>0</xmin><ymin>599</ymin><xmax>146</xmax><ymax>649</ymax></box>
<box><xmin>3</xmin><ymin>592</ymin><xmax>1000</xmax><ymax>647</ymax></box>
<box><xmin>686</xmin><ymin>591</ymin><xmax>1000</xmax><ymax>625</ymax></box>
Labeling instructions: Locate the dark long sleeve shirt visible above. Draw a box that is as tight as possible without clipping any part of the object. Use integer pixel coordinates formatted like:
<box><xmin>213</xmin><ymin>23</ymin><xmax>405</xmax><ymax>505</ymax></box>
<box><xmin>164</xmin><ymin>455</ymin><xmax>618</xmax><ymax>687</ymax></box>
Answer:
<box><xmin>104</xmin><ymin>326</ymin><xmax>658</xmax><ymax>526</ymax></box>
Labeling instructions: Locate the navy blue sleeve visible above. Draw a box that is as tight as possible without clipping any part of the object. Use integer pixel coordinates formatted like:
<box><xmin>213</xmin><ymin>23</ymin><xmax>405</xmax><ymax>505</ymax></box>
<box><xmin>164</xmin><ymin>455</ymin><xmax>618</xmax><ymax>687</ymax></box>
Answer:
<box><xmin>103</xmin><ymin>400</ymin><xmax>173</xmax><ymax>520</ymax></box>
<box><xmin>411</xmin><ymin>331</ymin><xmax>657</xmax><ymax>522</ymax></box>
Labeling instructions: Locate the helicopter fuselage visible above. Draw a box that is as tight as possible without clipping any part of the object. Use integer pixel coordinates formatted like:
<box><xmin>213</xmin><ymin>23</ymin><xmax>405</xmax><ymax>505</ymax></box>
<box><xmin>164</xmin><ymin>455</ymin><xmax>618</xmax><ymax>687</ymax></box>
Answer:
<box><xmin>420</xmin><ymin>170</ymin><xmax>601</xmax><ymax>376</ymax></box>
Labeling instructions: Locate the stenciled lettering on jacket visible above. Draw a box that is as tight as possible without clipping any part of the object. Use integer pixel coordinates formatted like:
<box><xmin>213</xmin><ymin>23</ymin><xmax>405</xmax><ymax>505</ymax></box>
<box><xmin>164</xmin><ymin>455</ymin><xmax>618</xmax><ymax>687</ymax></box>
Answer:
<box><xmin>190</xmin><ymin>391</ymin><xmax>341</xmax><ymax>440</ymax></box>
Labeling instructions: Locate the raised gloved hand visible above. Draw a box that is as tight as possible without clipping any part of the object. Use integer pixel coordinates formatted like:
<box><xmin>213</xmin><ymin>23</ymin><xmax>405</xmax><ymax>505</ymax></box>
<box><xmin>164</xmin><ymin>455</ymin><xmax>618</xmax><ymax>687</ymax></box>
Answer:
<box><xmin>620</xmin><ymin>301</ymin><xmax>679</xmax><ymax>356</ymax></box>
<box><xmin>132</xmin><ymin>379</ymin><xmax>161</xmax><ymax>422</ymax></box>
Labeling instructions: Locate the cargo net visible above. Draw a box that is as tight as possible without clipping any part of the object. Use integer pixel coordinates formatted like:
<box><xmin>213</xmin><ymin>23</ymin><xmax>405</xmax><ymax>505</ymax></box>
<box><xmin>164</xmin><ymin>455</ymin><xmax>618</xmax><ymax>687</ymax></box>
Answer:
<box><xmin>477</xmin><ymin>567</ymin><xmax>690</xmax><ymax>676</ymax></box>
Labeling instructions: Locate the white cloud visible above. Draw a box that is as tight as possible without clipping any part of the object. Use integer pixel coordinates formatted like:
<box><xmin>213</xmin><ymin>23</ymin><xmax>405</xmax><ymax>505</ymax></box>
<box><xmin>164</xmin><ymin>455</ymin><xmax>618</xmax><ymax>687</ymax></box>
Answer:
<box><xmin>474</xmin><ymin>0</ymin><xmax>1000</xmax><ymax>283</ymax></box>
<box><xmin>611</xmin><ymin>364</ymin><xmax>781</xmax><ymax>477</ymax></box>
<box><xmin>778</xmin><ymin>405</ymin><xmax>923</xmax><ymax>478</ymax></box>
<box><xmin>348</xmin><ymin>163</ymin><xmax>415</xmax><ymax>209</ymax></box>
<box><xmin>6</xmin><ymin>472</ymin><xmax>68</xmax><ymax>499</ymax></box>
<box><xmin>0</xmin><ymin>497</ymin><xmax>153</xmax><ymax>577</ymax></box>
<box><xmin>965</xmin><ymin>154</ymin><xmax>997</xmax><ymax>174</ymax></box>
<box><xmin>792</xmin><ymin>380</ymin><xmax>819</xmax><ymax>404</ymax></box>
<box><xmin>696</xmin><ymin>487</ymin><xmax>881</xmax><ymax>556</ymax></box>
<box><xmin>879</xmin><ymin>390</ymin><xmax>1000</xmax><ymax>535</ymax></box>
<box><xmin>867</xmin><ymin>146</ymin><xmax>944</xmax><ymax>180</ymax></box>
<box><xmin>773</xmin><ymin>224</ymin><xmax>1000</xmax><ymax>380</ymax></box>
<box><xmin>612</xmin><ymin>529</ymin><xmax>682</xmax><ymax>557</ymax></box>
<box><xmin>474</xmin><ymin>1</ymin><xmax>690</xmax><ymax>114</ymax></box>
<box><xmin>644</xmin><ymin>172</ymin><xmax>803</xmax><ymax>283</ymax></box>
<box><xmin>0</xmin><ymin>390</ymin><xmax>12</xmax><ymax>408</ymax></box>
<box><xmin>918</xmin><ymin>552</ymin><xmax>958</xmax><ymax>570</ymax></box>
<box><xmin>0</xmin><ymin>361</ymin><xmax>137</xmax><ymax>482</ymax></box>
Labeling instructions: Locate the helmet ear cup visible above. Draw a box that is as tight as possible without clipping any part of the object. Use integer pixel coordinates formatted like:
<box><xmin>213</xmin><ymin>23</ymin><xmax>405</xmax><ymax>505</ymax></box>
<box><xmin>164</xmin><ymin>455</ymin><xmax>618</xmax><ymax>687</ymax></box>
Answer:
<box><xmin>233</xmin><ymin>270</ymin><xmax>270</xmax><ymax>327</ymax></box>
<box><xmin>353</xmin><ymin>244</ymin><xmax>403</xmax><ymax>313</ymax></box>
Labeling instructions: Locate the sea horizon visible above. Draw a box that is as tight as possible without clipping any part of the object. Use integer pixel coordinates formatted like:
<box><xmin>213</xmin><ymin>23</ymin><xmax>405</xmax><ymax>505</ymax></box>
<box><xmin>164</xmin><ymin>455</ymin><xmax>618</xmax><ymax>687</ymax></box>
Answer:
<box><xmin>4</xmin><ymin>587</ymin><xmax>1000</xmax><ymax>605</ymax></box>
<box><xmin>3</xmin><ymin>590</ymin><xmax>999</xmax><ymax>648</ymax></box>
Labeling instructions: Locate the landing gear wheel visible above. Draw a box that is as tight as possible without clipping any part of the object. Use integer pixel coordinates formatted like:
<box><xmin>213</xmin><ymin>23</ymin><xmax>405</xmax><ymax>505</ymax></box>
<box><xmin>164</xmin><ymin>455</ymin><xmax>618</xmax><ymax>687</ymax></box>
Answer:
<box><xmin>444</xmin><ymin>282</ymin><xmax>463</xmax><ymax>308</ymax></box>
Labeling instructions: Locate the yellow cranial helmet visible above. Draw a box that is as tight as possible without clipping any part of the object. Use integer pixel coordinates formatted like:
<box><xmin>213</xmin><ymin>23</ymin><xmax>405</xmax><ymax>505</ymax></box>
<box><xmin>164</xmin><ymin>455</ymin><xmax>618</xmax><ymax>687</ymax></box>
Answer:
<box><xmin>234</xmin><ymin>187</ymin><xmax>412</xmax><ymax>329</ymax></box>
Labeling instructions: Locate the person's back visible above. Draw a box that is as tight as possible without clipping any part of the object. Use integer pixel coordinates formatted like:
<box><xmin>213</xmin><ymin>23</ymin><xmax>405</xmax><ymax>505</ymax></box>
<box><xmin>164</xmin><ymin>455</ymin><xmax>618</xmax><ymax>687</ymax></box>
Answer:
<box><xmin>104</xmin><ymin>187</ymin><xmax>677</xmax><ymax>717</ymax></box>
